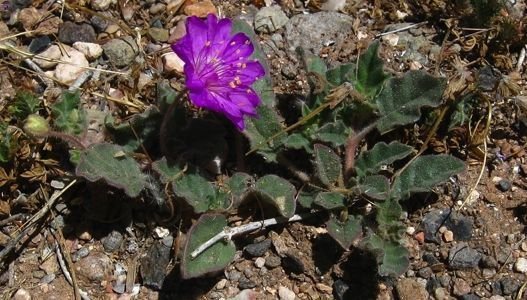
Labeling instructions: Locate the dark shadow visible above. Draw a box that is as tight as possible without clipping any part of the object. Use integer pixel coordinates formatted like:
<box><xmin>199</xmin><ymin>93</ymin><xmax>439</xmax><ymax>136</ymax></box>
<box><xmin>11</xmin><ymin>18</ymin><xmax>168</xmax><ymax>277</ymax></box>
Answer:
<box><xmin>336</xmin><ymin>249</ymin><xmax>380</xmax><ymax>300</ymax></box>
<box><xmin>312</xmin><ymin>233</ymin><xmax>344</xmax><ymax>275</ymax></box>
<box><xmin>158</xmin><ymin>267</ymin><xmax>218</xmax><ymax>299</ymax></box>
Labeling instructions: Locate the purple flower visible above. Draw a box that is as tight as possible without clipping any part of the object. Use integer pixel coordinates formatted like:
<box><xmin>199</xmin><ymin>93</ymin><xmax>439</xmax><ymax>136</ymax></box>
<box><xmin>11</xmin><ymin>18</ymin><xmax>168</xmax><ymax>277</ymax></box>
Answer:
<box><xmin>171</xmin><ymin>14</ymin><xmax>265</xmax><ymax>130</ymax></box>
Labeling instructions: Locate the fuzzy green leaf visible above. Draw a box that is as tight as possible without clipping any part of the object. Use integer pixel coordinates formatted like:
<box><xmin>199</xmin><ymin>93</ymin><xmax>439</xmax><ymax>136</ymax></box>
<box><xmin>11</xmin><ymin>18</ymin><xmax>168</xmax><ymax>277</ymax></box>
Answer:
<box><xmin>297</xmin><ymin>190</ymin><xmax>317</xmax><ymax>208</ymax></box>
<box><xmin>9</xmin><ymin>90</ymin><xmax>41</xmax><ymax>120</ymax></box>
<box><xmin>314</xmin><ymin>192</ymin><xmax>346</xmax><ymax>210</ymax></box>
<box><xmin>355</xmin><ymin>141</ymin><xmax>414</xmax><ymax>177</ymax></box>
<box><xmin>314</xmin><ymin>144</ymin><xmax>342</xmax><ymax>187</ymax></box>
<box><xmin>244</xmin><ymin>105</ymin><xmax>285</xmax><ymax>162</ymax></box>
<box><xmin>354</xmin><ymin>41</ymin><xmax>390</xmax><ymax>99</ymax></box>
<box><xmin>181</xmin><ymin>214</ymin><xmax>236</xmax><ymax>279</ymax></box>
<box><xmin>376</xmin><ymin>70</ymin><xmax>446</xmax><ymax>134</ymax></box>
<box><xmin>392</xmin><ymin>155</ymin><xmax>465</xmax><ymax>200</ymax></box>
<box><xmin>363</xmin><ymin>232</ymin><xmax>410</xmax><ymax>277</ymax></box>
<box><xmin>0</xmin><ymin>122</ymin><xmax>16</xmax><ymax>164</ymax></box>
<box><xmin>254</xmin><ymin>175</ymin><xmax>296</xmax><ymax>217</ymax></box>
<box><xmin>51</xmin><ymin>91</ymin><xmax>86</xmax><ymax>135</ymax></box>
<box><xmin>358</xmin><ymin>175</ymin><xmax>390</xmax><ymax>200</ymax></box>
<box><xmin>173</xmin><ymin>173</ymin><xmax>228</xmax><ymax>213</ymax></box>
<box><xmin>76</xmin><ymin>143</ymin><xmax>147</xmax><ymax>197</ymax></box>
<box><xmin>283</xmin><ymin>133</ymin><xmax>311</xmax><ymax>152</ymax></box>
<box><xmin>313</xmin><ymin>121</ymin><xmax>349</xmax><ymax>146</ymax></box>
<box><xmin>301</xmin><ymin>48</ymin><xmax>327</xmax><ymax>77</ymax></box>
<box><xmin>327</xmin><ymin>214</ymin><xmax>363</xmax><ymax>249</ymax></box>
<box><xmin>225</xmin><ymin>172</ymin><xmax>253</xmax><ymax>201</ymax></box>
<box><xmin>326</xmin><ymin>63</ymin><xmax>354</xmax><ymax>86</ymax></box>
<box><xmin>105</xmin><ymin>106</ymin><xmax>161</xmax><ymax>153</ymax></box>
<box><xmin>376</xmin><ymin>199</ymin><xmax>405</xmax><ymax>241</ymax></box>
<box><xmin>152</xmin><ymin>157</ymin><xmax>183</xmax><ymax>184</ymax></box>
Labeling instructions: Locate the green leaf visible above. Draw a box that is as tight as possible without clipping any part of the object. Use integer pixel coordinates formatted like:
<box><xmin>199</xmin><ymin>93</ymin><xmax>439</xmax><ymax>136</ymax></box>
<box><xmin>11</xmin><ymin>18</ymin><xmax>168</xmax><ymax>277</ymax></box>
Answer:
<box><xmin>313</xmin><ymin>121</ymin><xmax>349</xmax><ymax>146</ymax></box>
<box><xmin>225</xmin><ymin>172</ymin><xmax>253</xmax><ymax>201</ymax></box>
<box><xmin>105</xmin><ymin>106</ymin><xmax>161</xmax><ymax>152</ymax></box>
<box><xmin>254</xmin><ymin>175</ymin><xmax>296</xmax><ymax>218</ymax></box>
<box><xmin>181</xmin><ymin>214</ymin><xmax>236</xmax><ymax>279</ymax></box>
<box><xmin>9</xmin><ymin>90</ymin><xmax>40</xmax><ymax>120</ymax></box>
<box><xmin>152</xmin><ymin>157</ymin><xmax>184</xmax><ymax>184</ymax></box>
<box><xmin>51</xmin><ymin>91</ymin><xmax>86</xmax><ymax>135</ymax></box>
<box><xmin>283</xmin><ymin>133</ymin><xmax>311</xmax><ymax>152</ymax></box>
<box><xmin>355</xmin><ymin>141</ymin><xmax>414</xmax><ymax>177</ymax></box>
<box><xmin>448</xmin><ymin>94</ymin><xmax>476</xmax><ymax>130</ymax></box>
<box><xmin>244</xmin><ymin>105</ymin><xmax>285</xmax><ymax>162</ymax></box>
<box><xmin>357</xmin><ymin>175</ymin><xmax>390</xmax><ymax>200</ymax></box>
<box><xmin>313</xmin><ymin>144</ymin><xmax>342</xmax><ymax>187</ymax></box>
<box><xmin>354</xmin><ymin>41</ymin><xmax>390</xmax><ymax>99</ymax></box>
<box><xmin>0</xmin><ymin>122</ymin><xmax>17</xmax><ymax>164</ymax></box>
<box><xmin>326</xmin><ymin>63</ymin><xmax>354</xmax><ymax>86</ymax></box>
<box><xmin>392</xmin><ymin>155</ymin><xmax>465</xmax><ymax>200</ymax></box>
<box><xmin>297</xmin><ymin>190</ymin><xmax>317</xmax><ymax>208</ymax></box>
<box><xmin>376</xmin><ymin>199</ymin><xmax>405</xmax><ymax>241</ymax></box>
<box><xmin>314</xmin><ymin>192</ymin><xmax>346</xmax><ymax>210</ymax></box>
<box><xmin>300</xmin><ymin>48</ymin><xmax>327</xmax><ymax>76</ymax></box>
<box><xmin>76</xmin><ymin>143</ymin><xmax>147</xmax><ymax>197</ymax></box>
<box><xmin>376</xmin><ymin>70</ymin><xmax>446</xmax><ymax>134</ymax></box>
<box><xmin>363</xmin><ymin>232</ymin><xmax>410</xmax><ymax>277</ymax></box>
<box><xmin>173</xmin><ymin>173</ymin><xmax>228</xmax><ymax>213</ymax></box>
<box><xmin>327</xmin><ymin>214</ymin><xmax>362</xmax><ymax>249</ymax></box>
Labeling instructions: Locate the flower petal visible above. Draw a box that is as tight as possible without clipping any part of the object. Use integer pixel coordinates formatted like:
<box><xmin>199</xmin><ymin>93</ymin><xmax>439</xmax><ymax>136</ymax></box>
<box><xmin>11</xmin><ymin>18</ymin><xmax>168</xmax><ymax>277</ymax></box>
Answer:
<box><xmin>236</xmin><ymin>61</ymin><xmax>265</xmax><ymax>85</ymax></box>
<box><xmin>222</xmin><ymin>33</ymin><xmax>254</xmax><ymax>63</ymax></box>
<box><xmin>229</xmin><ymin>87</ymin><xmax>260</xmax><ymax>114</ymax></box>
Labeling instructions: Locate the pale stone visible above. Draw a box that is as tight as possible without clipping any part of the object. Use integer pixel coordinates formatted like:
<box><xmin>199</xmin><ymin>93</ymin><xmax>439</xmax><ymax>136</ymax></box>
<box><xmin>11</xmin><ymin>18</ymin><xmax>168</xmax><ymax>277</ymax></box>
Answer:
<box><xmin>73</xmin><ymin>42</ymin><xmax>103</xmax><ymax>60</ymax></box>
<box><xmin>515</xmin><ymin>257</ymin><xmax>527</xmax><ymax>273</ymax></box>
<box><xmin>13</xmin><ymin>289</ymin><xmax>31</xmax><ymax>300</ymax></box>
<box><xmin>91</xmin><ymin>0</ymin><xmax>117</xmax><ymax>10</ymax></box>
<box><xmin>443</xmin><ymin>230</ymin><xmax>454</xmax><ymax>242</ymax></box>
<box><xmin>163</xmin><ymin>52</ymin><xmax>185</xmax><ymax>73</ymax></box>
<box><xmin>54</xmin><ymin>46</ymin><xmax>89</xmax><ymax>84</ymax></box>
<box><xmin>34</xmin><ymin>45</ymin><xmax>62</xmax><ymax>69</ymax></box>
<box><xmin>184</xmin><ymin>0</ymin><xmax>217</xmax><ymax>17</ymax></box>
<box><xmin>278</xmin><ymin>286</ymin><xmax>296</xmax><ymax>300</ymax></box>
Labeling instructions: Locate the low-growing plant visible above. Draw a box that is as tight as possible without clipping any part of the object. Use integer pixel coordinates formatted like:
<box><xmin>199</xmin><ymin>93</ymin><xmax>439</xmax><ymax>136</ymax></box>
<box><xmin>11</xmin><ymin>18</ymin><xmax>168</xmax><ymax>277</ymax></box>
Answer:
<box><xmin>23</xmin><ymin>14</ymin><xmax>465</xmax><ymax>280</ymax></box>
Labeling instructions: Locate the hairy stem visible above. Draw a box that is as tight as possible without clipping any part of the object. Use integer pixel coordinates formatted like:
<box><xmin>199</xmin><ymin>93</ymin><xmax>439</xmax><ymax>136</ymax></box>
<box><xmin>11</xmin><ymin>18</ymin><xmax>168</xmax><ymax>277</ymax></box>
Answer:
<box><xmin>45</xmin><ymin>131</ymin><xmax>86</xmax><ymax>150</ymax></box>
<box><xmin>344</xmin><ymin>122</ymin><xmax>377</xmax><ymax>181</ymax></box>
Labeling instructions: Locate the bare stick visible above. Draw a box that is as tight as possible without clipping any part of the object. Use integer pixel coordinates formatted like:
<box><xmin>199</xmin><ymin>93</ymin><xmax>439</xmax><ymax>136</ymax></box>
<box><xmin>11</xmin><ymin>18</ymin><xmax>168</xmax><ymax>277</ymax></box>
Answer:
<box><xmin>344</xmin><ymin>122</ymin><xmax>377</xmax><ymax>181</ymax></box>
<box><xmin>190</xmin><ymin>213</ymin><xmax>309</xmax><ymax>259</ymax></box>
<box><xmin>55</xmin><ymin>240</ymin><xmax>90</xmax><ymax>300</ymax></box>
<box><xmin>0</xmin><ymin>180</ymin><xmax>77</xmax><ymax>267</ymax></box>
<box><xmin>376</xmin><ymin>21</ymin><xmax>428</xmax><ymax>37</ymax></box>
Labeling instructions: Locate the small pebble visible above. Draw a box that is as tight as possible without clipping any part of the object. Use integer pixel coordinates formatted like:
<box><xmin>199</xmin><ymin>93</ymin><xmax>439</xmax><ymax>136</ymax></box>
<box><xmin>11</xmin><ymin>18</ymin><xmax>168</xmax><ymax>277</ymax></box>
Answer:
<box><xmin>184</xmin><ymin>0</ymin><xmax>217</xmax><ymax>17</ymax></box>
<box><xmin>244</xmin><ymin>239</ymin><xmax>271</xmax><ymax>257</ymax></box>
<box><xmin>216</xmin><ymin>278</ymin><xmax>227</xmax><ymax>290</ymax></box>
<box><xmin>443</xmin><ymin>230</ymin><xmax>454</xmax><ymax>242</ymax></box>
<box><xmin>278</xmin><ymin>286</ymin><xmax>296</xmax><ymax>300</ymax></box>
<box><xmin>254</xmin><ymin>257</ymin><xmax>266</xmax><ymax>268</ymax></box>
<box><xmin>73</xmin><ymin>42</ymin><xmax>103</xmax><ymax>60</ymax></box>
<box><xmin>265</xmin><ymin>255</ymin><xmax>281</xmax><ymax>269</ymax></box>
<box><xmin>514</xmin><ymin>257</ymin><xmax>527</xmax><ymax>273</ymax></box>
<box><xmin>497</xmin><ymin>179</ymin><xmax>512</xmax><ymax>192</ymax></box>
<box><xmin>406</xmin><ymin>226</ymin><xmax>415</xmax><ymax>235</ymax></box>
<box><xmin>163</xmin><ymin>52</ymin><xmax>185</xmax><ymax>73</ymax></box>
<box><xmin>13</xmin><ymin>289</ymin><xmax>31</xmax><ymax>300</ymax></box>
<box><xmin>453</xmin><ymin>278</ymin><xmax>471</xmax><ymax>296</ymax></box>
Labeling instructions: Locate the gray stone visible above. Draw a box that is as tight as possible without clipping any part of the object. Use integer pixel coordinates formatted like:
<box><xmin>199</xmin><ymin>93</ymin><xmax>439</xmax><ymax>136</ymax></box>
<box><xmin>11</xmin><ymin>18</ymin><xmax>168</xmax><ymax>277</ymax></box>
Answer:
<box><xmin>102</xmin><ymin>36</ymin><xmax>139</xmax><ymax>67</ymax></box>
<box><xmin>480</xmin><ymin>255</ymin><xmax>499</xmax><ymax>269</ymax></box>
<box><xmin>28</xmin><ymin>36</ymin><xmax>51</xmax><ymax>53</ymax></box>
<box><xmin>500</xmin><ymin>277</ymin><xmax>521</xmax><ymax>295</ymax></box>
<box><xmin>91</xmin><ymin>14</ymin><xmax>110</xmax><ymax>32</ymax></box>
<box><xmin>417</xmin><ymin>266</ymin><xmax>433</xmax><ymax>279</ymax></box>
<box><xmin>254</xmin><ymin>6</ymin><xmax>289</xmax><ymax>33</ymax></box>
<box><xmin>264</xmin><ymin>255</ymin><xmax>281</xmax><ymax>269</ymax></box>
<box><xmin>448</xmin><ymin>243</ymin><xmax>482</xmax><ymax>269</ymax></box>
<box><xmin>238</xmin><ymin>276</ymin><xmax>256</xmax><ymax>289</ymax></box>
<box><xmin>333</xmin><ymin>279</ymin><xmax>350</xmax><ymax>300</ymax></box>
<box><xmin>421</xmin><ymin>209</ymin><xmax>473</xmax><ymax>243</ymax></box>
<box><xmin>72</xmin><ymin>247</ymin><xmax>90</xmax><ymax>262</ymax></box>
<box><xmin>497</xmin><ymin>179</ymin><xmax>512</xmax><ymax>192</ymax></box>
<box><xmin>285</xmin><ymin>12</ymin><xmax>354</xmax><ymax>55</ymax></box>
<box><xmin>140</xmin><ymin>239</ymin><xmax>172</xmax><ymax>290</ymax></box>
<box><xmin>244</xmin><ymin>239</ymin><xmax>271</xmax><ymax>257</ymax></box>
<box><xmin>101</xmin><ymin>230</ymin><xmax>124</xmax><ymax>253</ymax></box>
<box><xmin>227</xmin><ymin>270</ymin><xmax>242</xmax><ymax>282</ymax></box>
<box><xmin>461</xmin><ymin>294</ymin><xmax>481</xmax><ymax>300</ymax></box>
<box><xmin>40</xmin><ymin>273</ymin><xmax>56</xmax><ymax>284</ymax></box>
<box><xmin>58</xmin><ymin>21</ymin><xmax>96</xmax><ymax>44</ymax></box>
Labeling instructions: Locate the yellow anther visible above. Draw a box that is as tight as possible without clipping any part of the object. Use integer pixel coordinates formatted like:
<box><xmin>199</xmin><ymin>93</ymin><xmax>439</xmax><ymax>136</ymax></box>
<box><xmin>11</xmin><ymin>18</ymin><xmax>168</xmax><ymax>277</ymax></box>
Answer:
<box><xmin>229</xmin><ymin>81</ymin><xmax>236</xmax><ymax>88</ymax></box>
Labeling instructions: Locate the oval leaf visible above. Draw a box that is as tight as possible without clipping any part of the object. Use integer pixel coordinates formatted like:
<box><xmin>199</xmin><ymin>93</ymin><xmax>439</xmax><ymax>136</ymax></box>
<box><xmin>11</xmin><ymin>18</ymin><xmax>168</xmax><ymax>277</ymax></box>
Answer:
<box><xmin>173</xmin><ymin>173</ymin><xmax>225</xmax><ymax>213</ymax></box>
<box><xmin>376</xmin><ymin>70</ymin><xmax>446</xmax><ymax>134</ymax></box>
<box><xmin>362</xmin><ymin>232</ymin><xmax>410</xmax><ymax>277</ymax></box>
<box><xmin>76</xmin><ymin>143</ymin><xmax>147</xmax><ymax>198</ymax></box>
<box><xmin>392</xmin><ymin>155</ymin><xmax>465</xmax><ymax>200</ymax></box>
<box><xmin>314</xmin><ymin>144</ymin><xmax>342</xmax><ymax>187</ymax></box>
<box><xmin>314</xmin><ymin>192</ymin><xmax>346</xmax><ymax>210</ymax></box>
<box><xmin>181</xmin><ymin>214</ymin><xmax>236</xmax><ymax>279</ymax></box>
<box><xmin>327</xmin><ymin>214</ymin><xmax>363</xmax><ymax>249</ymax></box>
<box><xmin>355</xmin><ymin>141</ymin><xmax>414</xmax><ymax>177</ymax></box>
<box><xmin>254</xmin><ymin>175</ymin><xmax>296</xmax><ymax>218</ymax></box>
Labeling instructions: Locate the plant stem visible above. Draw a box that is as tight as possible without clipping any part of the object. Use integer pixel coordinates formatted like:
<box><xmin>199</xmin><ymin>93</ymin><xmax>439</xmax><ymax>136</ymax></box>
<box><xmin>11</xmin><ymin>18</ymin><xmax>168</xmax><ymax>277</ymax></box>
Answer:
<box><xmin>344</xmin><ymin>122</ymin><xmax>377</xmax><ymax>181</ymax></box>
<box><xmin>45</xmin><ymin>131</ymin><xmax>86</xmax><ymax>150</ymax></box>
<box><xmin>190</xmin><ymin>213</ymin><xmax>313</xmax><ymax>259</ymax></box>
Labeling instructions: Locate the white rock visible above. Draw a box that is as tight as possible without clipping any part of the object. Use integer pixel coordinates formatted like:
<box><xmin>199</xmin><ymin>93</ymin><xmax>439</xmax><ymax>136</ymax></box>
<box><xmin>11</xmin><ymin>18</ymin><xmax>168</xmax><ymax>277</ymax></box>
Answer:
<box><xmin>73</xmin><ymin>42</ymin><xmax>103</xmax><ymax>60</ymax></box>
<box><xmin>54</xmin><ymin>46</ymin><xmax>89</xmax><ymax>84</ymax></box>
<box><xmin>91</xmin><ymin>0</ymin><xmax>117</xmax><ymax>10</ymax></box>
<box><xmin>163</xmin><ymin>52</ymin><xmax>185</xmax><ymax>73</ymax></box>
<box><xmin>278</xmin><ymin>286</ymin><xmax>295</xmax><ymax>300</ymax></box>
<box><xmin>34</xmin><ymin>45</ymin><xmax>61</xmax><ymax>69</ymax></box>
<box><xmin>13</xmin><ymin>288</ymin><xmax>31</xmax><ymax>300</ymax></box>
<box><xmin>406</xmin><ymin>226</ymin><xmax>416</xmax><ymax>235</ymax></box>
<box><xmin>254</xmin><ymin>257</ymin><xmax>265</xmax><ymax>268</ymax></box>
<box><xmin>515</xmin><ymin>257</ymin><xmax>527</xmax><ymax>273</ymax></box>
<box><xmin>154</xmin><ymin>226</ymin><xmax>170</xmax><ymax>239</ymax></box>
